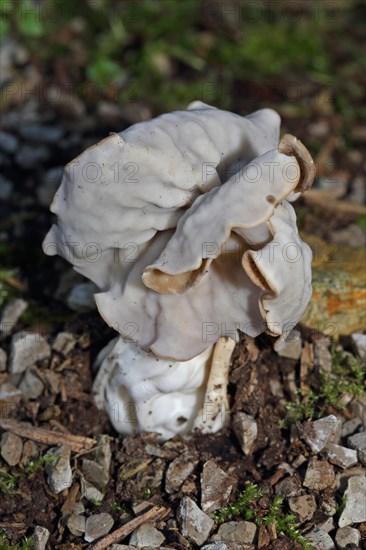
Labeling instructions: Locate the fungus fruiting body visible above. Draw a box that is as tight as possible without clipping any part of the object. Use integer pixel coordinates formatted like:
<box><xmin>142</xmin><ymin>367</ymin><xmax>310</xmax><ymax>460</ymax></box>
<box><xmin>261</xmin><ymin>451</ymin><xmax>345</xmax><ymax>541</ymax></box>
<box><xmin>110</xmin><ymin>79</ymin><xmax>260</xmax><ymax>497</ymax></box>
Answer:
<box><xmin>43</xmin><ymin>102</ymin><xmax>315</xmax><ymax>440</ymax></box>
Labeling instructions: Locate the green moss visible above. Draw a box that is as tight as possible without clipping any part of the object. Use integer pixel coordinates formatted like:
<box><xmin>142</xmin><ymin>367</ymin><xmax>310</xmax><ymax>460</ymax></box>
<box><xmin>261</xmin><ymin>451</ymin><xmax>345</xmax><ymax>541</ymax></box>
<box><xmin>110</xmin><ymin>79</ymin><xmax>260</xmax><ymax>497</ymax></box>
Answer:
<box><xmin>213</xmin><ymin>483</ymin><xmax>313</xmax><ymax>549</ymax></box>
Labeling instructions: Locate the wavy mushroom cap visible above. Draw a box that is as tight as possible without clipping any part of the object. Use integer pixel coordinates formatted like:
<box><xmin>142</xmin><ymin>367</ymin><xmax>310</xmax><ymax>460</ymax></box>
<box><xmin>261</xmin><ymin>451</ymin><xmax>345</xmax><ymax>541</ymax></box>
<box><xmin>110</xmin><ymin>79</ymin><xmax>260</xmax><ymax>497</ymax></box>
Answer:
<box><xmin>43</xmin><ymin>102</ymin><xmax>314</xmax><ymax>359</ymax></box>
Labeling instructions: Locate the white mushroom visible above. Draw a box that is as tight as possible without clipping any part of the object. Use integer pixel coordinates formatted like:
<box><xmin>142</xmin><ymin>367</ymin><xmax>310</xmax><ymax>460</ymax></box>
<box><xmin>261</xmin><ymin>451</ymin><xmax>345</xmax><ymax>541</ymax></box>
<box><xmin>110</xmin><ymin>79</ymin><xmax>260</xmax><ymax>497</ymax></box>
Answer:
<box><xmin>43</xmin><ymin>102</ymin><xmax>315</xmax><ymax>439</ymax></box>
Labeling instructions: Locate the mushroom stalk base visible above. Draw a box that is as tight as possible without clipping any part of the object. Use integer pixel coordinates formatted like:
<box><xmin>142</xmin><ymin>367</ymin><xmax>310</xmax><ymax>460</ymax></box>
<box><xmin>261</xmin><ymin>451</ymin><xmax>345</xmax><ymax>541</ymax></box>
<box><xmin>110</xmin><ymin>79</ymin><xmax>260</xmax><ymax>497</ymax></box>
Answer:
<box><xmin>92</xmin><ymin>337</ymin><xmax>235</xmax><ymax>441</ymax></box>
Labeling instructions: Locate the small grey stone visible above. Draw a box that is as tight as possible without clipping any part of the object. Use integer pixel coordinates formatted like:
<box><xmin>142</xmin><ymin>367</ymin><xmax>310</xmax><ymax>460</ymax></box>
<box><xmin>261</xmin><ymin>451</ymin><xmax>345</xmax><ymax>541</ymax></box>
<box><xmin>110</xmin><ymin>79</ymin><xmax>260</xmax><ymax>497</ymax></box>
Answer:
<box><xmin>212</xmin><ymin>521</ymin><xmax>257</xmax><ymax>544</ymax></box>
<box><xmin>72</xmin><ymin>502</ymin><xmax>85</xmax><ymax>515</ymax></box>
<box><xmin>19</xmin><ymin>124</ymin><xmax>62</xmax><ymax>144</ymax></box>
<box><xmin>317</xmin><ymin>517</ymin><xmax>335</xmax><ymax>534</ymax></box>
<box><xmin>341</xmin><ymin>418</ymin><xmax>362</xmax><ymax>438</ymax></box>
<box><xmin>0</xmin><ymin>431</ymin><xmax>23</xmax><ymax>466</ymax></box>
<box><xmin>45</xmin><ymin>446</ymin><xmax>72</xmax><ymax>494</ymax></box>
<box><xmin>323</xmin><ymin>442</ymin><xmax>358</xmax><ymax>469</ymax></box>
<box><xmin>165</xmin><ymin>453</ymin><xmax>198</xmax><ymax>494</ymax></box>
<box><xmin>67</xmin><ymin>282</ymin><xmax>97</xmax><ymax>312</ymax></box>
<box><xmin>233</xmin><ymin>412</ymin><xmax>257</xmax><ymax>455</ymax></box>
<box><xmin>20</xmin><ymin>439</ymin><xmax>39</xmax><ymax>467</ymax></box>
<box><xmin>67</xmin><ymin>514</ymin><xmax>86</xmax><ymax>536</ymax></box>
<box><xmin>16</xmin><ymin>144</ymin><xmax>49</xmax><ymax>169</ymax></box>
<box><xmin>202</xmin><ymin>544</ymin><xmax>229</xmax><ymax>550</ymax></box>
<box><xmin>299</xmin><ymin>415</ymin><xmax>342</xmax><ymax>453</ymax></box>
<box><xmin>81</xmin><ymin>458</ymin><xmax>109</xmax><ymax>490</ymax></box>
<box><xmin>275</xmin><ymin>475</ymin><xmax>302</xmax><ymax>498</ymax></box>
<box><xmin>0</xmin><ymin>382</ymin><xmax>22</xmax><ymax>404</ymax></box>
<box><xmin>201</xmin><ymin>460</ymin><xmax>234</xmax><ymax>513</ymax></box>
<box><xmin>276</xmin><ymin>330</ymin><xmax>302</xmax><ymax>360</ymax></box>
<box><xmin>33</xmin><ymin>525</ymin><xmax>50</xmax><ymax>550</ymax></box>
<box><xmin>179</xmin><ymin>496</ymin><xmax>214</xmax><ymax>546</ymax></box>
<box><xmin>129</xmin><ymin>523</ymin><xmax>165</xmax><ymax>547</ymax></box>
<box><xmin>0</xmin><ymin>298</ymin><xmax>28</xmax><ymax>334</ymax></box>
<box><xmin>0</xmin><ymin>348</ymin><xmax>7</xmax><ymax>371</ymax></box>
<box><xmin>321</xmin><ymin>495</ymin><xmax>338</xmax><ymax>517</ymax></box>
<box><xmin>303</xmin><ymin>458</ymin><xmax>336</xmax><ymax>491</ymax></box>
<box><xmin>52</xmin><ymin>331</ymin><xmax>76</xmax><ymax>355</ymax></box>
<box><xmin>0</xmin><ymin>175</ymin><xmax>13</xmax><ymax>199</ymax></box>
<box><xmin>19</xmin><ymin>368</ymin><xmax>44</xmax><ymax>399</ymax></box>
<box><xmin>80</xmin><ymin>477</ymin><xmax>104</xmax><ymax>502</ymax></box>
<box><xmin>359</xmin><ymin>449</ymin><xmax>366</xmax><ymax>467</ymax></box>
<box><xmin>350</xmin><ymin>333</ymin><xmax>366</xmax><ymax>360</ymax></box>
<box><xmin>313</xmin><ymin>339</ymin><xmax>332</xmax><ymax>373</ymax></box>
<box><xmin>339</xmin><ymin>475</ymin><xmax>366</xmax><ymax>527</ymax></box>
<box><xmin>0</xmin><ymin>131</ymin><xmax>18</xmax><ymax>153</ymax></box>
<box><xmin>347</xmin><ymin>431</ymin><xmax>366</xmax><ymax>452</ymax></box>
<box><xmin>95</xmin><ymin>434</ymin><xmax>112</xmax><ymax>472</ymax></box>
<box><xmin>304</xmin><ymin>527</ymin><xmax>335</xmax><ymax>550</ymax></box>
<box><xmin>335</xmin><ymin>526</ymin><xmax>361</xmax><ymax>549</ymax></box>
<box><xmin>9</xmin><ymin>331</ymin><xmax>50</xmax><ymax>374</ymax></box>
<box><xmin>84</xmin><ymin>512</ymin><xmax>114</xmax><ymax>542</ymax></box>
<box><xmin>288</xmin><ymin>494</ymin><xmax>316</xmax><ymax>523</ymax></box>
<box><xmin>37</xmin><ymin>166</ymin><xmax>64</xmax><ymax>206</ymax></box>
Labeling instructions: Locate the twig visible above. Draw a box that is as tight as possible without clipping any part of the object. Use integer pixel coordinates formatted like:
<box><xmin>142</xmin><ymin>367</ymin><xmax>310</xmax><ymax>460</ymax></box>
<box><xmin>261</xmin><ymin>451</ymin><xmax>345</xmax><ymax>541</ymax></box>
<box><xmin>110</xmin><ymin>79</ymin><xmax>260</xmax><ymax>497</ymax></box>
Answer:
<box><xmin>0</xmin><ymin>419</ymin><xmax>96</xmax><ymax>453</ymax></box>
<box><xmin>89</xmin><ymin>505</ymin><xmax>170</xmax><ymax>550</ymax></box>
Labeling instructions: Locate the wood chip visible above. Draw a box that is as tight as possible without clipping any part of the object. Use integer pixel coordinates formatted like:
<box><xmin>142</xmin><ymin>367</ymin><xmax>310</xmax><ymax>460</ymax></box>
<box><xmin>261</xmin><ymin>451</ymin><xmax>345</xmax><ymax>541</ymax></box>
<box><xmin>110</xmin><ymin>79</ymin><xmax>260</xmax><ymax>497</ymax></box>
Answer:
<box><xmin>0</xmin><ymin>419</ymin><xmax>96</xmax><ymax>453</ymax></box>
<box><xmin>89</xmin><ymin>505</ymin><xmax>170</xmax><ymax>550</ymax></box>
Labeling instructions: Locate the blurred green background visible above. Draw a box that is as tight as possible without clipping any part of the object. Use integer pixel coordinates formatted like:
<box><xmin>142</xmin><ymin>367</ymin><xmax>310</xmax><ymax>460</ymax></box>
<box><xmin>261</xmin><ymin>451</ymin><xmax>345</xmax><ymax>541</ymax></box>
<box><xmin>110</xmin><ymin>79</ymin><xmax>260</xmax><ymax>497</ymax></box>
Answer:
<box><xmin>1</xmin><ymin>0</ymin><xmax>365</xmax><ymax>124</ymax></box>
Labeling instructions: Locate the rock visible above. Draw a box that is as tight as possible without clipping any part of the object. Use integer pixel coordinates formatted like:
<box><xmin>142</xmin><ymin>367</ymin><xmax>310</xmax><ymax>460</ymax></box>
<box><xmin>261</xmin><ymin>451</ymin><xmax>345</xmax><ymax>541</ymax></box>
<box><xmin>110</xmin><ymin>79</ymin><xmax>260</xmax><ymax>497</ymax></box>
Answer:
<box><xmin>67</xmin><ymin>514</ymin><xmax>86</xmax><ymax>536</ymax></box>
<box><xmin>95</xmin><ymin>434</ymin><xmax>112</xmax><ymax>472</ymax></box>
<box><xmin>44</xmin><ymin>446</ymin><xmax>72</xmax><ymax>494</ymax></box>
<box><xmin>67</xmin><ymin>282</ymin><xmax>97</xmax><ymax>312</ymax></box>
<box><xmin>0</xmin><ymin>175</ymin><xmax>13</xmax><ymax>199</ymax></box>
<box><xmin>201</xmin><ymin>460</ymin><xmax>234</xmax><ymax>513</ymax></box>
<box><xmin>317</xmin><ymin>517</ymin><xmax>335</xmax><ymax>534</ymax></box>
<box><xmin>233</xmin><ymin>412</ymin><xmax>258</xmax><ymax>455</ymax></box>
<box><xmin>322</xmin><ymin>442</ymin><xmax>358</xmax><ymax>469</ymax></box>
<box><xmin>0</xmin><ymin>298</ymin><xmax>28</xmax><ymax>334</ymax></box>
<box><xmin>313</xmin><ymin>339</ymin><xmax>332</xmax><ymax>373</ymax></box>
<box><xmin>349</xmin><ymin>395</ymin><xmax>366</xmax><ymax>424</ymax></box>
<box><xmin>9</xmin><ymin>331</ymin><xmax>50</xmax><ymax>374</ymax></box>
<box><xmin>37</xmin><ymin>166</ymin><xmax>64</xmax><ymax>207</ymax></box>
<box><xmin>84</xmin><ymin>513</ymin><xmax>114</xmax><ymax>542</ymax></box>
<box><xmin>288</xmin><ymin>494</ymin><xmax>316</xmax><ymax>523</ymax></box>
<box><xmin>52</xmin><ymin>331</ymin><xmax>77</xmax><ymax>355</ymax></box>
<box><xmin>0</xmin><ymin>130</ymin><xmax>19</xmax><ymax>153</ymax></box>
<box><xmin>20</xmin><ymin>439</ymin><xmax>39</xmax><ymax>467</ymax></box>
<box><xmin>179</xmin><ymin>496</ymin><xmax>214</xmax><ymax>546</ymax></box>
<box><xmin>303</xmin><ymin>458</ymin><xmax>336</xmax><ymax>491</ymax></box>
<box><xmin>274</xmin><ymin>475</ymin><xmax>302</xmax><ymax>498</ymax></box>
<box><xmin>19</xmin><ymin>368</ymin><xmax>44</xmax><ymax>399</ymax></box>
<box><xmin>19</xmin><ymin>124</ymin><xmax>63</xmax><ymax>144</ymax></box>
<box><xmin>202</xmin><ymin>544</ymin><xmax>229</xmax><ymax>550</ymax></box>
<box><xmin>304</xmin><ymin>527</ymin><xmax>335</xmax><ymax>550</ymax></box>
<box><xmin>347</xmin><ymin>431</ymin><xmax>366</xmax><ymax>452</ymax></box>
<box><xmin>80</xmin><ymin>477</ymin><xmax>104</xmax><ymax>502</ymax></box>
<box><xmin>341</xmin><ymin>418</ymin><xmax>362</xmax><ymax>438</ymax></box>
<box><xmin>0</xmin><ymin>348</ymin><xmax>7</xmax><ymax>371</ymax></box>
<box><xmin>276</xmin><ymin>330</ymin><xmax>302</xmax><ymax>360</ymax></box>
<box><xmin>72</xmin><ymin>502</ymin><xmax>85</xmax><ymax>515</ymax></box>
<box><xmin>299</xmin><ymin>415</ymin><xmax>342</xmax><ymax>453</ymax></box>
<box><xmin>0</xmin><ymin>431</ymin><xmax>23</xmax><ymax>466</ymax></box>
<box><xmin>81</xmin><ymin>458</ymin><xmax>109</xmax><ymax>490</ymax></box>
<box><xmin>321</xmin><ymin>495</ymin><xmax>338</xmax><ymax>517</ymax></box>
<box><xmin>33</xmin><ymin>525</ymin><xmax>50</xmax><ymax>550</ymax></box>
<box><xmin>359</xmin><ymin>449</ymin><xmax>366</xmax><ymax>467</ymax></box>
<box><xmin>335</xmin><ymin>526</ymin><xmax>361</xmax><ymax>549</ymax></box>
<box><xmin>339</xmin><ymin>475</ymin><xmax>366</xmax><ymax>527</ymax></box>
<box><xmin>16</xmin><ymin>144</ymin><xmax>49</xmax><ymax>168</ymax></box>
<box><xmin>211</xmin><ymin>521</ymin><xmax>257</xmax><ymax>544</ymax></box>
<box><xmin>129</xmin><ymin>523</ymin><xmax>165</xmax><ymax>547</ymax></box>
<box><xmin>165</xmin><ymin>453</ymin><xmax>198</xmax><ymax>494</ymax></box>
<box><xmin>0</xmin><ymin>382</ymin><xmax>22</xmax><ymax>406</ymax></box>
